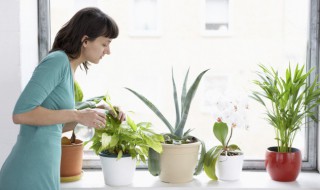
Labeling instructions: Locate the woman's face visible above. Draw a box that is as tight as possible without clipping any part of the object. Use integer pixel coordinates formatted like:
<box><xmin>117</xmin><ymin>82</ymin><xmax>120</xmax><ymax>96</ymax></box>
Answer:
<box><xmin>82</xmin><ymin>36</ymin><xmax>112</xmax><ymax>64</ymax></box>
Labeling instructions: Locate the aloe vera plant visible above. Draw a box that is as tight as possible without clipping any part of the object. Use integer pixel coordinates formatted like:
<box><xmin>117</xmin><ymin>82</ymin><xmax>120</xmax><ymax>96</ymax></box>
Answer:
<box><xmin>125</xmin><ymin>68</ymin><xmax>209</xmax><ymax>175</ymax></box>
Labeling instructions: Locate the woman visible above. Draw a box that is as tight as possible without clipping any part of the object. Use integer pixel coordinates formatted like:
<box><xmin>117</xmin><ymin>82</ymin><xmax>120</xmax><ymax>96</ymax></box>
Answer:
<box><xmin>0</xmin><ymin>7</ymin><xmax>124</xmax><ymax>190</ymax></box>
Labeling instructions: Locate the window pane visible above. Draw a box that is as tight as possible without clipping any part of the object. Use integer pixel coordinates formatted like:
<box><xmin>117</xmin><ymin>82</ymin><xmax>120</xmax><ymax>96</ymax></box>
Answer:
<box><xmin>50</xmin><ymin>0</ymin><xmax>311</xmax><ymax>168</ymax></box>
<box><xmin>205</xmin><ymin>0</ymin><xmax>229</xmax><ymax>31</ymax></box>
<box><xmin>133</xmin><ymin>0</ymin><xmax>158</xmax><ymax>32</ymax></box>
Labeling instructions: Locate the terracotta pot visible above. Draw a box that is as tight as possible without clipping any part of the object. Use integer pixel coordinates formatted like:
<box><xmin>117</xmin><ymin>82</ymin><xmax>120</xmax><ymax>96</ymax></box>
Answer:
<box><xmin>265</xmin><ymin>146</ymin><xmax>301</xmax><ymax>182</ymax></box>
<box><xmin>60</xmin><ymin>139</ymin><xmax>84</xmax><ymax>178</ymax></box>
<box><xmin>159</xmin><ymin>141</ymin><xmax>200</xmax><ymax>183</ymax></box>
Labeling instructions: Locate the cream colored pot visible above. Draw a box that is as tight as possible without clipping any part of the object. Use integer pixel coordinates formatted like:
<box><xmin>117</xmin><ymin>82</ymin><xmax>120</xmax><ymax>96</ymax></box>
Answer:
<box><xmin>159</xmin><ymin>141</ymin><xmax>200</xmax><ymax>183</ymax></box>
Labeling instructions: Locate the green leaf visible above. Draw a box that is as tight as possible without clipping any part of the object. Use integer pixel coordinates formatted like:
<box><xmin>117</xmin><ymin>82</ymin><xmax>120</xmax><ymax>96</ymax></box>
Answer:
<box><xmin>175</xmin><ymin>69</ymin><xmax>210</xmax><ymax>137</ymax></box>
<box><xmin>172</xmin><ymin>68</ymin><xmax>181</xmax><ymax>130</ymax></box>
<box><xmin>101</xmin><ymin>133</ymin><xmax>112</xmax><ymax>149</ymax></box>
<box><xmin>181</xmin><ymin>68</ymin><xmax>190</xmax><ymax>119</ymax></box>
<box><xmin>194</xmin><ymin>139</ymin><xmax>206</xmax><ymax>175</ymax></box>
<box><xmin>203</xmin><ymin>146</ymin><xmax>224</xmax><ymax>180</ymax></box>
<box><xmin>109</xmin><ymin>135</ymin><xmax>119</xmax><ymax>148</ymax></box>
<box><xmin>213</xmin><ymin>122</ymin><xmax>228</xmax><ymax>147</ymax></box>
<box><xmin>125</xmin><ymin>88</ymin><xmax>174</xmax><ymax>134</ymax></box>
<box><xmin>117</xmin><ymin>150</ymin><xmax>123</xmax><ymax>160</ymax></box>
<box><xmin>148</xmin><ymin>148</ymin><xmax>161</xmax><ymax>176</ymax></box>
<box><xmin>127</xmin><ymin>115</ymin><xmax>137</xmax><ymax>131</ymax></box>
<box><xmin>74</xmin><ymin>80</ymin><xmax>83</xmax><ymax>102</ymax></box>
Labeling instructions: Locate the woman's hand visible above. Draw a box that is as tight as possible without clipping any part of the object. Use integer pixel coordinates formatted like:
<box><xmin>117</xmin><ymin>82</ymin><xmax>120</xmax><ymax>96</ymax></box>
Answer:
<box><xmin>96</xmin><ymin>100</ymin><xmax>126</xmax><ymax>122</ymax></box>
<box><xmin>77</xmin><ymin>108</ymin><xmax>106</xmax><ymax>129</ymax></box>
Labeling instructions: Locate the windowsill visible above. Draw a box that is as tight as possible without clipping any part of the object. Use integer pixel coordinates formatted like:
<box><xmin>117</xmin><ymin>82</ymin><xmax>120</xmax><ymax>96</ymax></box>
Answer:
<box><xmin>61</xmin><ymin>170</ymin><xmax>320</xmax><ymax>189</ymax></box>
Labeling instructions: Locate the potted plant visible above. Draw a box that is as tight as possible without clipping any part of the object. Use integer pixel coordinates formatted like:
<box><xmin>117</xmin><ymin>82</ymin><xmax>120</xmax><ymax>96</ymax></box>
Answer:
<box><xmin>60</xmin><ymin>81</ymin><xmax>85</xmax><ymax>182</ymax></box>
<box><xmin>251</xmin><ymin>64</ymin><xmax>320</xmax><ymax>182</ymax></box>
<box><xmin>203</xmin><ymin>93</ymin><xmax>248</xmax><ymax>181</ymax></box>
<box><xmin>125</xmin><ymin>68</ymin><xmax>209</xmax><ymax>183</ymax></box>
<box><xmin>85</xmin><ymin>95</ymin><xmax>164</xmax><ymax>186</ymax></box>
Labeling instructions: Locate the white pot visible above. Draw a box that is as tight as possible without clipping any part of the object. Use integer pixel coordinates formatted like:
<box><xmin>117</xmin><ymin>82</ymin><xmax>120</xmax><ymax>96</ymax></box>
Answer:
<box><xmin>99</xmin><ymin>153</ymin><xmax>136</xmax><ymax>186</ymax></box>
<box><xmin>217</xmin><ymin>153</ymin><xmax>244</xmax><ymax>181</ymax></box>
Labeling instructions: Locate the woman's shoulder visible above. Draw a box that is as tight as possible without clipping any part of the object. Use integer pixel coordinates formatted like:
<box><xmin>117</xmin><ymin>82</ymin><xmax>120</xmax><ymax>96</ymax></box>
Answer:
<box><xmin>44</xmin><ymin>50</ymin><xmax>69</xmax><ymax>63</ymax></box>
<box><xmin>39</xmin><ymin>50</ymin><xmax>69</xmax><ymax>69</ymax></box>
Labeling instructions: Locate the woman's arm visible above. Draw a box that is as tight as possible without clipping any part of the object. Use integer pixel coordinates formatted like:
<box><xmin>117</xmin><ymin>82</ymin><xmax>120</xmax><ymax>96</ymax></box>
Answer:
<box><xmin>62</xmin><ymin>122</ymin><xmax>77</xmax><ymax>133</ymax></box>
<box><xmin>13</xmin><ymin>106</ymin><xmax>106</xmax><ymax>128</ymax></box>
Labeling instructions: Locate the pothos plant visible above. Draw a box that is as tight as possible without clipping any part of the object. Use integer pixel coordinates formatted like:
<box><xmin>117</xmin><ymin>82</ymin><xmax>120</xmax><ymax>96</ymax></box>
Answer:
<box><xmin>204</xmin><ymin>92</ymin><xmax>248</xmax><ymax>180</ymax></box>
<box><xmin>125</xmin><ymin>68</ymin><xmax>209</xmax><ymax>175</ymax></box>
<box><xmin>84</xmin><ymin>94</ymin><xmax>165</xmax><ymax>162</ymax></box>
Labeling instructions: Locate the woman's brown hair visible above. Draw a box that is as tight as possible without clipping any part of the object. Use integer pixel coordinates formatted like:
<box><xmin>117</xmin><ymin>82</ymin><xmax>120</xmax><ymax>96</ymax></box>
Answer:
<box><xmin>50</xmin><ymin>7</ymin><xmax>119</xmax><ymax>71</ymax></box>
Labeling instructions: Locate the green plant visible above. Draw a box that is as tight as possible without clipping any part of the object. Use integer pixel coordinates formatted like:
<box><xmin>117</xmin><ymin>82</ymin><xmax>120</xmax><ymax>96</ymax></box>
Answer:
<box><xmin>203</xmin><ymin>93</ymin><xmax>248</xmax><ymax>180</ymax></box>
<box><xmin>85</xmin><ymin>95</ymin><xmax>164</xmax><ymax>162</ymax></box>
<box><xmin>125</xmin><ymin>68</ymin><xmax>209</xmax><ymax>141</ymax></box>
<box><xmin>203</xmin><ymin>120</ymin><xmax>242</xmax><ymax>180</ymax></box>
<box><xmin>125</xmin><ymin>68</ymin><xmax>209</xmax><ymax>175</ymax></box>
<box><xmin>251</xmin><ymin>64</ymin><xmax>320</xmax><ymax>152</ymax></box>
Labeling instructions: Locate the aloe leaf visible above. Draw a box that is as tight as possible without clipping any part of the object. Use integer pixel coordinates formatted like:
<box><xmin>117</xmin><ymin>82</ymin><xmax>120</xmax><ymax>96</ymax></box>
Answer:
<box><xmin>194</xmin><ymin>139</ymin><xmax>206</xmax><ymax>175</ymax></box>
<box><xmin>148</xmin><ymin>148</ymin><xmax>161</xmax><ymax>176</ymax></box>
<box><xmin>181</xmin><ymin>68</ymin><xmax>190</xmax><ymax>118</ymax></box>
<box><xmin>175</xmin><ymin>69</ymin><xmax>209</xmax><ymax>137</ymax></box>
<box><xmin>125</xmin><ymin>87</ymin><xmax>174</xmax><ymax>134</ymax></box>
<box><xmin>183</xmin><ymin>128</ymin><xmax>194</xmax><ymax>137</ymax></box>
<box><xmin>172</xmin><ymin>68</ymin><xmax>180</xmax><ymax>130</ymax></box>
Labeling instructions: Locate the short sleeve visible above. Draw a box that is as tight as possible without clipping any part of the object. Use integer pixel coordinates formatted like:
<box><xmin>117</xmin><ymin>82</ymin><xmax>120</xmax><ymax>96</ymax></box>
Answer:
<box><xmin>13</xmin><ymin>51</ymin><xmax>69</xmax><ymax>114</ymax></box>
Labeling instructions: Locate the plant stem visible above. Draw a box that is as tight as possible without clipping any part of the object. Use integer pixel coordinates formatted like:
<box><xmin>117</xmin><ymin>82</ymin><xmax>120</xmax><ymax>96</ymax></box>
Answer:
<box><xmin>225</xmin><ymin>127</ymin><xmax>233</xmax><ymax>148</ymax></box>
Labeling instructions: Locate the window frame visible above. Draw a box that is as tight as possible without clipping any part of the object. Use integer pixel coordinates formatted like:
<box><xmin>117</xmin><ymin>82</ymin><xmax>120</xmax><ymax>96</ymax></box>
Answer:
<box><xmin>39</xmin><ymin>0</ymin><xmax>319</xmax><ymax>170</ymax></box>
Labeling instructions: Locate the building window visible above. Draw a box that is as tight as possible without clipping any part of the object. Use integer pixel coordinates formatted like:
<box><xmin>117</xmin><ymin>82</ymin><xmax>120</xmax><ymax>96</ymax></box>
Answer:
<box><xmin>44</xmin><ymin>0</ymin><xmax>317</xmax><ymax>170</ymax></box>
<box><xmin>130</xmin><ymin>0</ymin><xmax>161</xmax><ymax>36</ymax></box>
<box><xmin>203</xmin><ymin>0</ymin><xmax>231</xmax><ymax>35</ymax></box>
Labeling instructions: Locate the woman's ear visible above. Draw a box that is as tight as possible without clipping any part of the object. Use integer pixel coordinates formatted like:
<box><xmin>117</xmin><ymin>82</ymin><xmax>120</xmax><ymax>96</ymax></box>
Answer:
<box><xmin>81</xmin><ymin>35</ymin><xmax>89</xmax><ymax>46</ymax></box>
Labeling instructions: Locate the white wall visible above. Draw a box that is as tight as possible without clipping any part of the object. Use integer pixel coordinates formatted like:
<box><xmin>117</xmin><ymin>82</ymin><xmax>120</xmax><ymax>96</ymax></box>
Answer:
<box><xmin>0</xmin><ymin>0</ymin><xmax>38</xmax><ymax>167</ymax></box>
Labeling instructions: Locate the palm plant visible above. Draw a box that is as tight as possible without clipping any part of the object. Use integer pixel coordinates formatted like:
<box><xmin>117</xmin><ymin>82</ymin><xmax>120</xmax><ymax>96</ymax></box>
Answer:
<box><xmin>251</xmin><ymin>64</ymin><xmax>320</xmax><ymax>152</ymax></box>
<box><xmin>125</xmin><ymin>68</ymin><xmax>209</xmax><ymax>175</ymax></box>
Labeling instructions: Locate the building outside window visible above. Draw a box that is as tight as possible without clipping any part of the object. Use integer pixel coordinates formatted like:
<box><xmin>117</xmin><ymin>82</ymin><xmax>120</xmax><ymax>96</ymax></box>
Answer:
<box><xmin>47</xmin><ymin>0</ymin><xmax>315</xmax><ymax>170</ymax></box>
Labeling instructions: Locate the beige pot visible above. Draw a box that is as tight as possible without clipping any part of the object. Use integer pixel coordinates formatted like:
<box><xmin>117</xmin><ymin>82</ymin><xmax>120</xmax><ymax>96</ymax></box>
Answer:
<box><xmin>159</xmin><ymin>141</ymin><xmax>200</xmax><ymax>183</ymax></box>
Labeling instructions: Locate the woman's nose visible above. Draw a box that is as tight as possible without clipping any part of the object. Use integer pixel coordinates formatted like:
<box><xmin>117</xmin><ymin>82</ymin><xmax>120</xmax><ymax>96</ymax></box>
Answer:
<box><xmin>104</xmin><ymin>47</ymin><xmax>110</xmax><ymax>55</ymax></box>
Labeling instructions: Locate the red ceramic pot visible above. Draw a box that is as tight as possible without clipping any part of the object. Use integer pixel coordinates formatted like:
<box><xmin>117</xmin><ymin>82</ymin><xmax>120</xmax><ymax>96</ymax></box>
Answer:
<box><xmin>265</xmin><ymin>146</ymin><xmax>301</xmax><ymax>182</ymax></box>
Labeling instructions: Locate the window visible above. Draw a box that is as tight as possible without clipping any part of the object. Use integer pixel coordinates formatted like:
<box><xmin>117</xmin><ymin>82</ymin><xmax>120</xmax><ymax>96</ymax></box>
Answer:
<box><xmin>43</xmin><ymin>0</ymin><xmax>318</xmax><ymax>170</ymax></box>
<box><xmin>130</xmin><ymin>0</ymin><xmax>161</xmax><ymax>36</ymax></box>
<box><xmin>202</xmin><ymin>0</ymin><xmax>231</xmax><ymax>35</ymax></box>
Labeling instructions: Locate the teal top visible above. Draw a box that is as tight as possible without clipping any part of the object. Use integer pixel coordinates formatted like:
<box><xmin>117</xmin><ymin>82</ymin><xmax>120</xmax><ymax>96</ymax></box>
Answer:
<box><xmin>0</xmin><ymin>51</ymin><xmax>74</xmax><ymax>190</ymax></box>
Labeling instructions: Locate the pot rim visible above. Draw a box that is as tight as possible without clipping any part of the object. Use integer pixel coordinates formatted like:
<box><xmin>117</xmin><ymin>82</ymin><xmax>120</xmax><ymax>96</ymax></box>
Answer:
<box><xmin>161</xmin><ymin>141</ymin><xmax>201</xmax><ymax>148</ymax></box>
<box><xmin>99</xmin><ymin>150</ymin><xmax>132</xmax><ymax>158</ymax></box>
<box><xmin>267</xmin><ymin>146</ymin><xmax>300</xmax><ymax>153</ymax></box>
